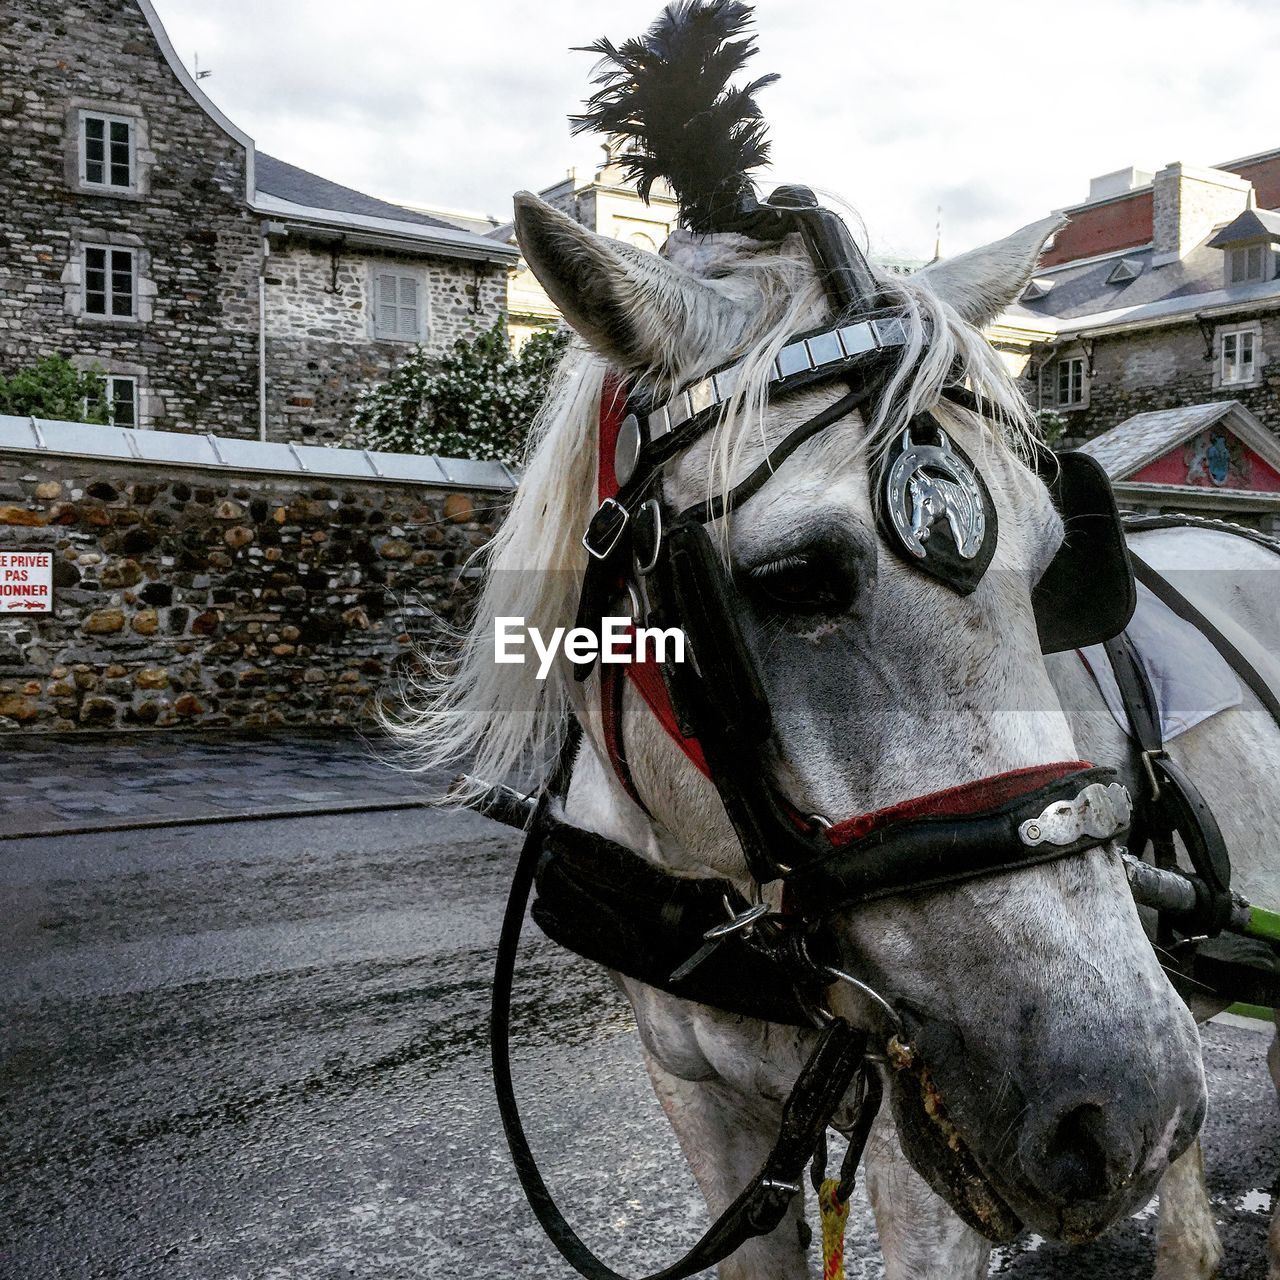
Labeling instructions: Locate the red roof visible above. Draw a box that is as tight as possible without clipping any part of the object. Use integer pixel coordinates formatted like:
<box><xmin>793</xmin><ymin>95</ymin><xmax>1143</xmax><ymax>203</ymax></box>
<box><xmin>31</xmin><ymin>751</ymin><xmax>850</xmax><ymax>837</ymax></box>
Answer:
<box><xmin>1040</xmin><ymin>150</ymin><xmax>1280</xmax><ymax>270</ymax></box>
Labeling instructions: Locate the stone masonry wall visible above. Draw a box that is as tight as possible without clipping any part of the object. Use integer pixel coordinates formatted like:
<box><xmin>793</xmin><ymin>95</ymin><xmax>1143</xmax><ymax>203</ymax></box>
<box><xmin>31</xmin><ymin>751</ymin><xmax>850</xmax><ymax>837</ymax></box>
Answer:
<box><xmin>1029</xmin><ymin>314</ymin><xmax>1280</xmax><ymax>440</ymax></box>
<box><xmin>264</xmin><ymin>243</ymin><xmax>507</xmax><ymax>443</ymax></box>
<box><xmin>0</xmin><ymin>450</ymin><xmax>509</xmax><ymax>731</ymax></box>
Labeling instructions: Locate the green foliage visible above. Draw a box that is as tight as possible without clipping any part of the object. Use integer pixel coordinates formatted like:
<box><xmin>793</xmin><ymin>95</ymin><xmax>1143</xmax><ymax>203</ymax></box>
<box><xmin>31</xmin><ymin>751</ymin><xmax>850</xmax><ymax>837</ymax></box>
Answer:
<box><xmin>349</xmin><ymin>323</ymin><xmax>570</xmax><ymax>463</ymax></box>
<box><xmin>1037</xmin><ymin>409</ymin><xmax>1068</xmax><ymax>447</ymax></box>
<box><xmin>0</xmin><ymin>355</ymin><xmax>108</xmax><ymax>423</ymax></box>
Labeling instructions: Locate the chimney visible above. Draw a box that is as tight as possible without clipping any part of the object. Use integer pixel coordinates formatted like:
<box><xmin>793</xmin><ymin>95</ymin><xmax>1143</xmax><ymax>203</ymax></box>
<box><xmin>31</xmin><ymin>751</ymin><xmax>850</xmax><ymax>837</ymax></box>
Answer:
<box><xmin>1151</xmin><ymin>163</ymin><xmax>1252</xmax><ymax>265</ymax></box>
<box><xmin>1087</xmin><ymin>166</ymin><xmax>1154</xmax><ymax>203</ymax></box>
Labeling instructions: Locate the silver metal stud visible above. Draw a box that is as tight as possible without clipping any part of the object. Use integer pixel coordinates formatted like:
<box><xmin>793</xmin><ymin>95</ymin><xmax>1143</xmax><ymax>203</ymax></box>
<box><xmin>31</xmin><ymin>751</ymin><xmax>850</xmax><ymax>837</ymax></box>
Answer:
<box><xmin>806</xmin><ymin>331</ymin><xmax>844</xmax><ymax>367</ymax></box>
<box><xmin>837</xmin><ymin>322</ymin><xmax>876</xmax><ymax>357</ymax></box>
<box><xmin>688</xmin><ymin>379</ymin><xmax>715</xmax><ymax>416</ymax></box>
<box><xmin>776</xmin><ymin>340</ymin><xmax>811</xmax><ymax>378</ymax></box>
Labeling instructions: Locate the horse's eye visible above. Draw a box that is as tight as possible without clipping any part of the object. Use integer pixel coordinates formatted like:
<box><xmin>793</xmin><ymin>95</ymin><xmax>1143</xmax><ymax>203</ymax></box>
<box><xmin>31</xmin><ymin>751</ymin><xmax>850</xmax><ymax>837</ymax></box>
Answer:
<box><xmin>742</xmin><ymin>552</ymin><xmax>855</xmax><ymax>616</ymax></box>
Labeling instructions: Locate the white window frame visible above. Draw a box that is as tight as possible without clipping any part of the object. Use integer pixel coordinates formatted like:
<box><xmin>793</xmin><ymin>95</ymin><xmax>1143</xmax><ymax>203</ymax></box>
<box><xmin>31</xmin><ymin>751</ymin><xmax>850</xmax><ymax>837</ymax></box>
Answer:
<box><xmin>82</xmin><ymin>245</ymin><xmax>137</xmax><ymax>320</ymax></box>
<box><xmin>1226</xmin><ymin>243</ymin><xmax>1269</xmax><ymax>286</ymax></box>
<box><xmin>371</xmin><ymin>267</ymin><xmax>428</xmax><ymax>342</ymax></box>
<box><xmin>1056</xmin><ymin>355</ymin><xmax>1085</xmax><ymax>407</ymax></box>
<box><xmin>105</xmin><ymin>375</ymin><xmax>138</xmax><ymax>427</ymax></box>
<box><xmin>79</xmin><ymin>110</ymin><xmax>136</xmax><ymax>192</ymax></box>
<box><xmin>1220</xmin><ymin>324</ymin><xmax>1259</xmax><ymax>387</ymax></box>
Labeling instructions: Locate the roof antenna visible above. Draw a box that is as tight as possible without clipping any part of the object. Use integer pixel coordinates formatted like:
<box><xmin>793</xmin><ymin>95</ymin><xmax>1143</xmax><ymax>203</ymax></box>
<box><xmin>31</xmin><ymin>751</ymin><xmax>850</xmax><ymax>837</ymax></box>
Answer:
<box><xmin>194</xmin><ymin>51</ymin><xmax>213</xmax><ymax>81</ymax></box>
<box><xmin>932</xmin><ymin>205</ymin><xmax>943</xmax><ymax>263</ymax></box>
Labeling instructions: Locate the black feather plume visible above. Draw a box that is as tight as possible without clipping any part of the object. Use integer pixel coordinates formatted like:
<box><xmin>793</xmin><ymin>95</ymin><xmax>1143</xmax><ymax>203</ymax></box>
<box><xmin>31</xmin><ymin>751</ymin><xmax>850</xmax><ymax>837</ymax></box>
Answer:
<box><xmin>569</xmin><ymin>0</ymin><xmax>779</xmax><ymax>233</ymax></box>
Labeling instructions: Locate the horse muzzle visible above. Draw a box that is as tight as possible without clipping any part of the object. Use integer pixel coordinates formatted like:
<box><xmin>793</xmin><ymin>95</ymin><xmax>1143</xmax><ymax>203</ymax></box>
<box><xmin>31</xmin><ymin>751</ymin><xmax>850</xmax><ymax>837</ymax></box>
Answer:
<box><xmin>886</xmin><ymin>1005</ymin><xmax>1207</xmax><ymax>1244</ymax></box>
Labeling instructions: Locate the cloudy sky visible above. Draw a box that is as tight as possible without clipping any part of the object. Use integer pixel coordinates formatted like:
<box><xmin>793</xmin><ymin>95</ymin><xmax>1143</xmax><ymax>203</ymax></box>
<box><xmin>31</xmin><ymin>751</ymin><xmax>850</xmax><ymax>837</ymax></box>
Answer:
<box><xmin>154</xmin><ymin>0</ymin><xmax>1280</xmax><ymax>259</ymax></box>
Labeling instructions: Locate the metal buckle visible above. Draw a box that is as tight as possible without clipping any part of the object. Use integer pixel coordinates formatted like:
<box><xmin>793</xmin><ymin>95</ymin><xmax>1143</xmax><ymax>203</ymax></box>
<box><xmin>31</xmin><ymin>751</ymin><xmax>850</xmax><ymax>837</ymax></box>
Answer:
<box><xmin>1142</xmin><ymin>749</ymin><xmax>1167</xmax><ymax>803</ymax></box>
<box><xmin>633</xmin><ymin>499</ymin><xmax>663</xmax><ymax>575</ymax></box>
<box><xmin>581</xmin><ymin>498</ymin><xmax>629</xmax><ymax>561</ymax></box>
<box><xmin>703</xmin><ymin>899</ymin><xmax>772</xmax><ymax>941</ymax></box>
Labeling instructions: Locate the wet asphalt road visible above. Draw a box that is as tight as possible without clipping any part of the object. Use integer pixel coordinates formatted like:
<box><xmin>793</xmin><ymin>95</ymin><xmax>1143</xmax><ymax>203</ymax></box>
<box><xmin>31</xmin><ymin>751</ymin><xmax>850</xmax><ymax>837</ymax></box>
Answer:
<box><xmin>3</xmin><ymin>805</ymin><xmax>1280</xmax><ymax>1280</ymax></box>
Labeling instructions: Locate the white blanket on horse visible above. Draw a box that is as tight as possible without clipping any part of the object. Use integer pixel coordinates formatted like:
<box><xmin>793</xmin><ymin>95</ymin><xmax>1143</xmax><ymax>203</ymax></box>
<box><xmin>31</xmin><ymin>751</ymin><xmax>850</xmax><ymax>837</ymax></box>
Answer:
<box><xmin>1079</xmin><ymin>582</ymin><xmax>1242</xmax><ymax>742</ymax></box>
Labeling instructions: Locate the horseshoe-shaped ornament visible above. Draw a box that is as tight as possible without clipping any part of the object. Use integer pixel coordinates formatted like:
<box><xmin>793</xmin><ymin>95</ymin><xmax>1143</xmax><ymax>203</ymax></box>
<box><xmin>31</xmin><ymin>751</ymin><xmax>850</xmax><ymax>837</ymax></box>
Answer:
<box><xmin>879</xmin><ymin>419</ymin><xmax>999</xmax><ymax>595</ymax></box>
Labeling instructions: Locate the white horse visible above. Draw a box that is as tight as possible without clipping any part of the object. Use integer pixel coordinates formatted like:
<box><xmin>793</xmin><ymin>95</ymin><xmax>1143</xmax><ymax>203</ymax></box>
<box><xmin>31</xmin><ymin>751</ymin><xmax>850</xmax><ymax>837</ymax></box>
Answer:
<box><xmin>397</xmin><ymin>191</ymin><xmax>1221</xmax><ymax>1278</ymax></box>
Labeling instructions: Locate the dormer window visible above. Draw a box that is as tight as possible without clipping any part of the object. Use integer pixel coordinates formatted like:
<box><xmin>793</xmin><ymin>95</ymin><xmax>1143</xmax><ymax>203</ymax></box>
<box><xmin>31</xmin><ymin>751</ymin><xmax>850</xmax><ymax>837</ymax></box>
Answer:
<box><xmin>1022</xmin><ymin>277</ymin><xmax>1054</xmax><ymax>301</ymax></box>
<box><xmin>1106</xmin><ymin>257</ymin><xmax>1144</xmax><ymax>285</ymax></box>
<box><xmin>1208</xmin><ymin>207</ymin><xmax>1280</xmax><ymax>288</ymax></box>
<box><xmin>1228</xmin><ymin>243</ymin><xmax>1268</xmax><ymax>284</ymax></box>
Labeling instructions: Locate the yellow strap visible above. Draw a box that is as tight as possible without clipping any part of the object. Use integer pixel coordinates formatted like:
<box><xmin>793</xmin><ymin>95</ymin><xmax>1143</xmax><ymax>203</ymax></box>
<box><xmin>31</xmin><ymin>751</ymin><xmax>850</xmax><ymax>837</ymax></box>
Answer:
<box><xmin>819</xmin><ymin>1177</ymin><xmax>851</xmax><ymax>1280</ymax></box>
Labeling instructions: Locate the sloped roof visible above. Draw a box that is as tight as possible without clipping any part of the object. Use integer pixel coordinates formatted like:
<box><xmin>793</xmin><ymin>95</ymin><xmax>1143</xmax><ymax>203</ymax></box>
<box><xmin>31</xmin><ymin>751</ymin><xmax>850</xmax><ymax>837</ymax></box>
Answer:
<box><xmin>255</xmin><ymin>155</ymin><xmax>464</xmax><ymax>232</ymax></box>
<box><xmin>1207</xmin><ymin>207</ymin><xmax>1280</xmax><ymax>248</ymax></box>
<box><xmin>1079</xmin><ymin>403</ymin><xmax>1237</xmax><ymax>477</ymax></box>
<box><xmin>252</xmin><ymin>156</ymin><xmax>518</xmax><ymax>264</ymax></box>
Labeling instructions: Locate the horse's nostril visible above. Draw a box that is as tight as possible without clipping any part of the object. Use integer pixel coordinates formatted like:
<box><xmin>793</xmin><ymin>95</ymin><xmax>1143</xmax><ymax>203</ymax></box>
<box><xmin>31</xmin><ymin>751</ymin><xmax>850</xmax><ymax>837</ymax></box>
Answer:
<box><xmin>1039</xmin><ymin>1102</ymin><xmax>1115</xmax><ymax>1202</ymax></box>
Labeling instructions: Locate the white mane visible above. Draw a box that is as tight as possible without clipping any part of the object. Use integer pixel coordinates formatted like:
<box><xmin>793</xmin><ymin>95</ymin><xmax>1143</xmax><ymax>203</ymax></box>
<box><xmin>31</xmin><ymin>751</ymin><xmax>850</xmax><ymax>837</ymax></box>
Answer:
<box><xmin>385</xmin><ymin>234</ymin><xmax>1036</xmax><ymax>798</ymax></box>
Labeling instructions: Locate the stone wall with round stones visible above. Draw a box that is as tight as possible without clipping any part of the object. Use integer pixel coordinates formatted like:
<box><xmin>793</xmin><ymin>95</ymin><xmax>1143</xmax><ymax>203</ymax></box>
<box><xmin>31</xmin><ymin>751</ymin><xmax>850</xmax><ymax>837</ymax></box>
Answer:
<box><xmin>0</xmin><ymin>451</ymin><xmax>511</xmax><ymax>731</ymax></box>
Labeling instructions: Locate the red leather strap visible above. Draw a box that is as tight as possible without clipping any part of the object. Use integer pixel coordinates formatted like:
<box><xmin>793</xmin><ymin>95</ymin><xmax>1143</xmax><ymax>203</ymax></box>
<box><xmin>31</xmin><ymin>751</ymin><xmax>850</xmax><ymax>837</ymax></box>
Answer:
<box><xmin>595</xmin><ymin>378</ymin><xmax>711</xmax><ymax>801</ymax></box>
<box><xmin>823</xmin><ymin>760</ymin><xmax>1093</xmax><ymax>848</ymax></box>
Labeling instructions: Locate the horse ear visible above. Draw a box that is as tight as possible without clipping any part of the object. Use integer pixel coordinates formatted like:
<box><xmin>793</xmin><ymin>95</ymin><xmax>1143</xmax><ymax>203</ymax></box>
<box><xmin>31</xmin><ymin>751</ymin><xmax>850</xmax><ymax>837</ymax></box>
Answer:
<box><xmin>513</xmin><ymin>191</ymin><xmax>738</xmax><ymax>370</ymax></box>
<box><xmin>916</xmin><ymin>215</ymin><xmax>1067</xmax><ymax>328</ymax></box>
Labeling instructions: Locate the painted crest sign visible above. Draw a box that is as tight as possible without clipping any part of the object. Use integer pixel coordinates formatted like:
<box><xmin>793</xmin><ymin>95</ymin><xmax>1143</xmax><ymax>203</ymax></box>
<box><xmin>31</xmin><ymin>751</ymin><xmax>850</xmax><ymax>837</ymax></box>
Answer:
<box><xmin>0</xmin><ymin>551</ymin><xmax>53</xmax><ymax>613</ymax></box>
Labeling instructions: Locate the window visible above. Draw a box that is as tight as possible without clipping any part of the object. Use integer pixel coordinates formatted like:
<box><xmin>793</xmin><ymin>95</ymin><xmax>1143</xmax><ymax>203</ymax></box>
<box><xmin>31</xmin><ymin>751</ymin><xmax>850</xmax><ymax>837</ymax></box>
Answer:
<box><xmin>105</xmin><ymin>376</ymin><xmax>137</xmax><ymax>426</ymax></box>
<box><xmin>81</xmin><ymin>112</ymin><xmax>134</xmax><ymax>190</ymax></box>
<box><xmin>373</xmin><ymin>270</ymin><xmax>424</xmax><ymax>340</ymax></box>
<box><xmin>83</xmin><ymin>246</ymin><xmax>136</xmax><ymax>319</ymax></box>
<box><xmin>1221</xmin><ymin>328</ymin><xmax>1257</xmax><ymax>385</ymax></box>
<box><xmin>1228</xmin><ymin>244</ymin><xmax>1268</xmax><ymax>285</ymax></box>
<box><xmin>86</xmin><ymin>376</ymin><xmax>138</xmax><ymax>426</ymax></box>
<box><xmin>1056</xmin><ymin>356</ymin><xmax>1085</xmax><ymax>406</ymax></box>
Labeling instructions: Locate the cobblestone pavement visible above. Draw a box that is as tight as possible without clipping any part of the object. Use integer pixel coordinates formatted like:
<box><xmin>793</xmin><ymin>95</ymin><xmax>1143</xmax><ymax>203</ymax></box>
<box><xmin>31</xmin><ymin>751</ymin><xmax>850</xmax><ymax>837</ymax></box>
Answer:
<box><xmin>0</xmin><ymin>730</ymin><xmax>430</xmax><ymax>835</ymax></box>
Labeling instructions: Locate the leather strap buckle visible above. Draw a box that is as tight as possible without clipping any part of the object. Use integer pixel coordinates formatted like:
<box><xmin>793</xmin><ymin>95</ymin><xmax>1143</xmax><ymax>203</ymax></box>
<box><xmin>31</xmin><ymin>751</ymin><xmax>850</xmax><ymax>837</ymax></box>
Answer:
<box><xmin>1142</xmin><ymin>748</ymin><xmax>1168</xmax><ymax>803</ymax></box>
<box><xmin>582</xmin><ymin>498</ymin><xmax>629</xmax><ymax>561</ymax></box>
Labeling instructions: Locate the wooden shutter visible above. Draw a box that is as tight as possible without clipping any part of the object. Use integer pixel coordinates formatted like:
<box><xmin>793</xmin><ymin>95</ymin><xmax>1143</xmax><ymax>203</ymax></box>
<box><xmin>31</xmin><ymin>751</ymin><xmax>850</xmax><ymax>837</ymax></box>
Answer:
<box><xmin>398</xmin><ymin>276</ymin><xmax>419</xmax><ymax>338</ymax></box>
<box><xmin>375</xmin><ymin>272</ymin><xmax>399</xmax><ymax>338</ymax></box>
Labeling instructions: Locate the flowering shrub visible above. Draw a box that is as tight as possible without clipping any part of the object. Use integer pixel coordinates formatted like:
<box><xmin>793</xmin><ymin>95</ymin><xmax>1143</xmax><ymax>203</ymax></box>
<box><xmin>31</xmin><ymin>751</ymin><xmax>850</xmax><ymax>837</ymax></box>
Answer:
<box><xmin>348</xmin><ymin>323</ymin><xmax>569</xmax><ymax>463</ymax></box>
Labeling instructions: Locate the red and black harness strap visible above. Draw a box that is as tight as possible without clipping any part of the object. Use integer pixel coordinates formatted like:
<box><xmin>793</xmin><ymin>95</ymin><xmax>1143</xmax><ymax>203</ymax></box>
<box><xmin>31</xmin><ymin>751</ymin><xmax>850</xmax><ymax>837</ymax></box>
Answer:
<box><xmin>590</xmin><ymin>375</ymin><xmax>710</xmax><ymax>807</ymax></box>
<box><xmin>530</xmin><ymin>759</ymin><xmax>1120</xmax><ymax>1022</ymax></box>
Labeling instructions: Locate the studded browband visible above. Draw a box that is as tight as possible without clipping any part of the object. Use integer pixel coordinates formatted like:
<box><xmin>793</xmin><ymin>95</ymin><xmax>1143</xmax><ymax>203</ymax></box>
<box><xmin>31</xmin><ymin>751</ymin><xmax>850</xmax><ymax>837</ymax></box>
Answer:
<box><xmin>607</xmin><ymin>314</ymin><xmax>908</xmax><ymax>495</ymax></box>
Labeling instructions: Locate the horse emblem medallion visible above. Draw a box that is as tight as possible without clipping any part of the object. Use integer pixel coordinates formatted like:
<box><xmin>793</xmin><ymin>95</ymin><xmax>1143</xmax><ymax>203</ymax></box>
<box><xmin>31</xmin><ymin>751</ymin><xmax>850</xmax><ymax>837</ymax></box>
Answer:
<box><xmin>885</xmin><ymin>426</ymin><xmax>987</xmax><ymax>561</ymax></box>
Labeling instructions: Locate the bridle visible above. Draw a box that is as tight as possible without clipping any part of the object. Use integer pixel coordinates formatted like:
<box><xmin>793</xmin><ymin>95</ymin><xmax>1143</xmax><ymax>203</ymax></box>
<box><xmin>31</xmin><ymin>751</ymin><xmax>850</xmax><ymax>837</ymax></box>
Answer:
<box><xmin>576</xmin><ymin>210</ymin><xmax>1134</xmax><ymax>912</ymax></box>
<box><xmin>482</xmin><ymin>185</ymin><xmax>1141</xmax><ymax>1277</ymax></box>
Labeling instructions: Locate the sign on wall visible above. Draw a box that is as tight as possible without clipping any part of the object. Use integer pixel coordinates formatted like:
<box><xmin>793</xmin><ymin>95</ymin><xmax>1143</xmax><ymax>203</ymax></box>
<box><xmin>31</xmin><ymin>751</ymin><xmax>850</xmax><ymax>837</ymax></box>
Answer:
<box><xmin>0</xmin><ymin>551</ymin><xmax>53</xmax><ymax>613</ymax></box>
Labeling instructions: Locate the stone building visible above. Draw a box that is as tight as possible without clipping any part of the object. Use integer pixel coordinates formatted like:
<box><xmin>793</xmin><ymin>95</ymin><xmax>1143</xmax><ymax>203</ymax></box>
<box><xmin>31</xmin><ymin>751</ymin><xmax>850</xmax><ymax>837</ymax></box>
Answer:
<box><xmin>0</xmin><ymin>0</ymin><xmax>518</xmax><ymax>443</ymax></box>
<box><xmin>991</xmin><ymin>149</ymin><xmax>1280</xmax><ymax>441</ymax></box>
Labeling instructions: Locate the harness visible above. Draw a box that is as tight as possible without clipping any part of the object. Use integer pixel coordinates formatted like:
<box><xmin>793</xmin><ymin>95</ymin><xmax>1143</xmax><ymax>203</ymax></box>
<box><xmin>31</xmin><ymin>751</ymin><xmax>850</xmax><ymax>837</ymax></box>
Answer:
<box><xmin>482</xmin><ymin>184</ymin><xmax>1146</xmax><ymax>1275</ymax></box>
